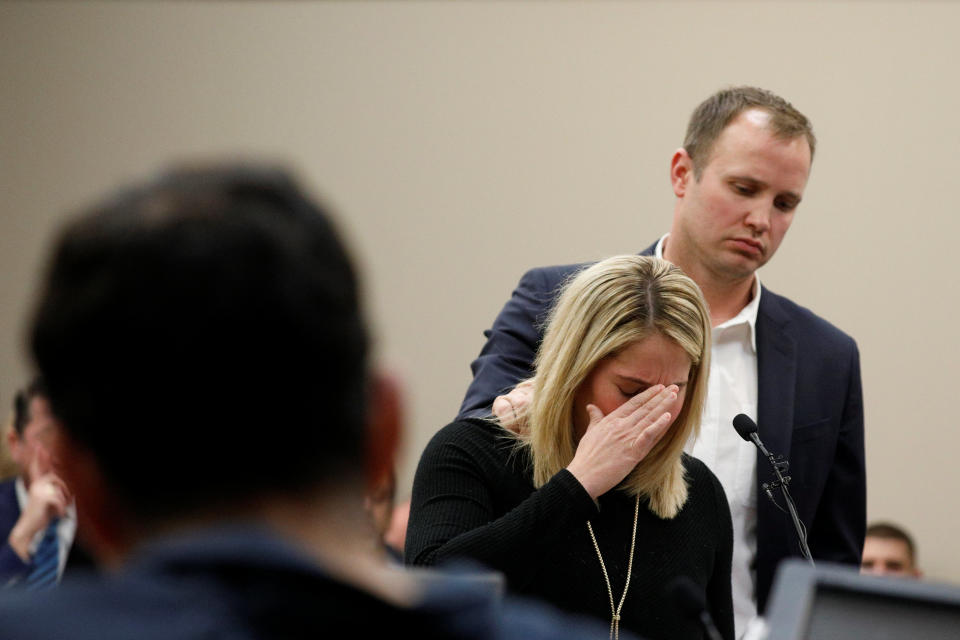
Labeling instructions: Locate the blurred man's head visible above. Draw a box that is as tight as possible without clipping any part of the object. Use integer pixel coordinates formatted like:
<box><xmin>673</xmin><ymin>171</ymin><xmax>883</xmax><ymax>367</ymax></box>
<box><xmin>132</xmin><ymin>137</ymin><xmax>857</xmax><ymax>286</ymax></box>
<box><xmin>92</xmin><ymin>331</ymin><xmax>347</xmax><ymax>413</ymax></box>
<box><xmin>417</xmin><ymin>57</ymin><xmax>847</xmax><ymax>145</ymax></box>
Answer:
<box><xmin>28</xmin><ymin>164</ymin><xmax>387</xmax><ymax>549</ymax></box>
<box><xmin>7</xmin><ymin>378</ymin><xmax>56</xmax><ymax>486</ymax></box>
<box><xmin>861</xmin><ymin>522</ymin><xmax>921</xmax><ymax>578</ymax></box>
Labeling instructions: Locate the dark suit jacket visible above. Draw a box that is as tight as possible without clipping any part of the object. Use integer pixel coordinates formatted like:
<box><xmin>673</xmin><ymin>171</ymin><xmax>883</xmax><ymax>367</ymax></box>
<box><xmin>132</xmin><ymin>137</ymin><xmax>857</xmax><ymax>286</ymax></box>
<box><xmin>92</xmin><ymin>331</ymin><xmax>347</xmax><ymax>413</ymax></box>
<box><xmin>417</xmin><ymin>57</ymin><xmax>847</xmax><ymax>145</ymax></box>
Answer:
<box><xmin>458</xmin><ymin>245</ymin><xmax>866</xmax><ymax>612</ymax></box>
<box><xmin>0</xmin><ymin>478</ymin><xmax>31</xmax><ymax>583</ymax></box>
<box><xmin>0</xmin><ymin>477</ymin><xmax>95</xmax><ymax>586</ymax></box>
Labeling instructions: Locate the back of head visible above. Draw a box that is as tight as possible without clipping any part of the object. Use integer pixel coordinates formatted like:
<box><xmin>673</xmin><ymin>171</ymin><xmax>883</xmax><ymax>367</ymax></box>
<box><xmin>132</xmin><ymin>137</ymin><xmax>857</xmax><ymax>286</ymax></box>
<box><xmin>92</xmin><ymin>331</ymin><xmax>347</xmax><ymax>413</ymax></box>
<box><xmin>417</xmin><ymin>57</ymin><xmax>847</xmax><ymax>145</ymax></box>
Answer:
<box><xmin>528</xmin><ymin>255</ymin><xmax>711</xmax><ymax>518</ymax></box>
<box><xmin>29</xmin><ymin>163</ymin><xmax>369</xmax><ymax>522</ymax></box>
<box><xmin>684</xmin><ymin>85</ymin><xmax>816</xmax><ymax>178</ymax></box>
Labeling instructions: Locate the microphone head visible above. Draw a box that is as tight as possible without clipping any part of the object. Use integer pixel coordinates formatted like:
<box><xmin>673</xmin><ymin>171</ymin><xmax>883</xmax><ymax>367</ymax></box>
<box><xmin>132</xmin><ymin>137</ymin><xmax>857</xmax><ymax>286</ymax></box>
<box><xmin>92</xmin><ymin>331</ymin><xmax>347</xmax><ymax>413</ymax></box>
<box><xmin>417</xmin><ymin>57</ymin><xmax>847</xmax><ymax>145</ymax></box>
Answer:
<box><xmin>668</xmin><ymin>575</ymin><xmax>706</xmax><ymax>619</ymax></box>
<box><xmin>732</xmin><ymin>413</ymin><xmax>758</xmax><ymax>442</ymax></box>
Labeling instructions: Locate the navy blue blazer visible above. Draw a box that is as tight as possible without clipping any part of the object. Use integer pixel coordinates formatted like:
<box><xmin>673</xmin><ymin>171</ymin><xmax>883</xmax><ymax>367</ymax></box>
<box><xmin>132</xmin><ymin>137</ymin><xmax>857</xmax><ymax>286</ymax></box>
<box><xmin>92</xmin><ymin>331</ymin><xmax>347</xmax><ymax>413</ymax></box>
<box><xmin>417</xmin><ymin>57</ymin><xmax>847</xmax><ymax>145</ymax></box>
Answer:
<box><xmin>458</xmin><ymin>245</ymin><xmax>866</xmax><ymax>612</ymax></box>
<box><xmin>0</xmin><ymin>478</ymin><xmax>31</xmax><ymax>583</ymax></box>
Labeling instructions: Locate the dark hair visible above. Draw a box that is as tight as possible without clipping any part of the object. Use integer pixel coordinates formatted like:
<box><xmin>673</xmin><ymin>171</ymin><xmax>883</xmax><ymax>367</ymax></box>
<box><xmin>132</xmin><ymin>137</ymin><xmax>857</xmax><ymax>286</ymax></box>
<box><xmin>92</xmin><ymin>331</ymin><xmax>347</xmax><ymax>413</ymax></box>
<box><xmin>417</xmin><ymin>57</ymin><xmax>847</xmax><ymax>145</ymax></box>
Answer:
<box><xmin>11</xmin><ymin>377</ymin><xmax>47</xmax><ymax>436</ymax></box>
<box><xmin>683</xmin><ymin>86</ymin><xmax>816</xmax><ymax>179</ymax></box>
<box><xmin>29</xmin><ymin>163</ymin><xmax>369</xmax><ymax>521</ymax></box>
<box><xmin>866</xmin><ymin>521</ymin><xmax>917</xmax><ymax>563</ymax></box>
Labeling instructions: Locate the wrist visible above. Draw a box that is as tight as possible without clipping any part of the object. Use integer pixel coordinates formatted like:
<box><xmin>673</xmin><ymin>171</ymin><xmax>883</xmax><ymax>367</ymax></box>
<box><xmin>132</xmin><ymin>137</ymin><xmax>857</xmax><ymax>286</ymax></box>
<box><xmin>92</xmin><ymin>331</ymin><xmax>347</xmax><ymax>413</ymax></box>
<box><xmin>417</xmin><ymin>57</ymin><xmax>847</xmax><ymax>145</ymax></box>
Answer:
<box><xmin>8</xmin><ymin>520</ymin><xmax>40</xmax><ymax>562</ymax></box>
<box><xmin>566</xmin><ymin>462</ymin><xmax>602</xmax><ymax>500</ymax></box>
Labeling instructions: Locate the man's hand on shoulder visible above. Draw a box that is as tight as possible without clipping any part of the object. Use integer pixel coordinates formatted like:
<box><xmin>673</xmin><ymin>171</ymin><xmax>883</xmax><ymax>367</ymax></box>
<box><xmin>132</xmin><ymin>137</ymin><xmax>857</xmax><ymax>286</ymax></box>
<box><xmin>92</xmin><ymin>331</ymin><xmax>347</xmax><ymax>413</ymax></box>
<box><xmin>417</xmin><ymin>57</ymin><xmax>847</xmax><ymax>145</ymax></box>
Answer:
<box><xmin>492</xmin><ymin>380</ymin><xmax>534</xmax><ymax>435</ymax></box>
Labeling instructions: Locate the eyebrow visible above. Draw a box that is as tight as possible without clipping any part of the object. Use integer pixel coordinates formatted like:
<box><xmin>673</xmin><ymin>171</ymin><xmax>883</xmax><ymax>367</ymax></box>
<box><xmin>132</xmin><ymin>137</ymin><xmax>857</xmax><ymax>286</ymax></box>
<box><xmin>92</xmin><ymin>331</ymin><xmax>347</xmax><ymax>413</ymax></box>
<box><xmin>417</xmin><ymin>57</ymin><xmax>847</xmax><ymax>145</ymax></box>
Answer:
<box><xmin>730</xmin><ymin>175</ymin><xmax>803</xmax><ymax>205</ymax></box>
<box><xmin>617</xmin><ymin>375</ymin><xmax>688</xmax><ymax>388</ymax></box>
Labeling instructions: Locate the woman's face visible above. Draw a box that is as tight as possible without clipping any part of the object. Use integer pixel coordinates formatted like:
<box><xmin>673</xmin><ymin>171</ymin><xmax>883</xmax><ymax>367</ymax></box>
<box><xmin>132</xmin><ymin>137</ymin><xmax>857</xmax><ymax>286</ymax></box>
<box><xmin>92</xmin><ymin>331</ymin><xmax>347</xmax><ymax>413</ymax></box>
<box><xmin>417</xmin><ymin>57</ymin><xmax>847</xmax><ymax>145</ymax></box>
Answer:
<box><xmin>572</xmin><ymin>333</ymin><xmax>692</xmax><ymax>440</ymax></box>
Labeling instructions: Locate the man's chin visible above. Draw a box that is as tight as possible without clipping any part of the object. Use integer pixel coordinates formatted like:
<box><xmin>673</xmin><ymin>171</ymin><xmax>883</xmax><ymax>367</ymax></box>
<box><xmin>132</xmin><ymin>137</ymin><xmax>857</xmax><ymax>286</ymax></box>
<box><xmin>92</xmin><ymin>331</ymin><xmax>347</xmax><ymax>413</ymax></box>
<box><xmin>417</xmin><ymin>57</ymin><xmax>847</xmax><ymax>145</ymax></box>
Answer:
<box><xmin>716</xmin><ymin>255</ymin><xmax>763</xmax><ymax>281</ymax></box>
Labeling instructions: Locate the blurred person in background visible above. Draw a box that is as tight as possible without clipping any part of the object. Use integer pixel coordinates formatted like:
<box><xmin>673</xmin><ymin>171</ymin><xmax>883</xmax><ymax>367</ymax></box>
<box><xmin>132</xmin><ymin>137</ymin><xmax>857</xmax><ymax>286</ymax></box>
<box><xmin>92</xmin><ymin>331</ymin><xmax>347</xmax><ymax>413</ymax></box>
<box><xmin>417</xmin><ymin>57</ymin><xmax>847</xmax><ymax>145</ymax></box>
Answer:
<box><xmin>861</xmin><ymin>522</ymin><xmax>921</xmax><ymax>578</ymax></box>
<box><xmin>365</xmin><ymin>469</ymin><xmax>403</xmax><ymax>562</ymax></box>
<box><xmin>1</xmin><ymin>378</ymin><xmax>92</xmax><ymax>589</ymax></box>
<box><xmin>0</xmin><ymin>163</ymin><xmax>625</xmax><ymax>640</ymax></box>
<box><xmin>385</xmin><ymin>499</ymin><xmax>411</xmax><ymax>559</ymax></box>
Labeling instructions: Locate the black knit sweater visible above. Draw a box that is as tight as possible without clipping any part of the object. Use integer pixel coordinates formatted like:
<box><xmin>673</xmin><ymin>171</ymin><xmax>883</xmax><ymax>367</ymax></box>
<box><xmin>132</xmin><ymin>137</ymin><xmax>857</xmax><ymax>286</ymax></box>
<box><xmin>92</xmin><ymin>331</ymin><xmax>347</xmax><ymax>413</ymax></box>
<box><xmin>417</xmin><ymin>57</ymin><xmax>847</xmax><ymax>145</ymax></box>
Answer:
<box><xmin>406</xmin><ymin>418</ymin><xmax>734</xmax><ymax>640</ymax></box>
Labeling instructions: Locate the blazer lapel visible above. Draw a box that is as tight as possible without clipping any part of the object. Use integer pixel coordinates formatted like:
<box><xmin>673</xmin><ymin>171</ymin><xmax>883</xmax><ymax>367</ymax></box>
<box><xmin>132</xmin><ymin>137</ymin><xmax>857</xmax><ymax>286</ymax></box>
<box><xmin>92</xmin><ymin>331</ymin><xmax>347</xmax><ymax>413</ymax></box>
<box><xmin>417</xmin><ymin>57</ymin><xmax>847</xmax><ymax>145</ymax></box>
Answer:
<box><xmin>755</xmin><ymin>290</ymin><xmax>796</xmax><ymax>468</ymax></box>
<box><xmin>753</xmin><ymin>289</ymin><xmax>798</xmax><ymax>610</ymax></box>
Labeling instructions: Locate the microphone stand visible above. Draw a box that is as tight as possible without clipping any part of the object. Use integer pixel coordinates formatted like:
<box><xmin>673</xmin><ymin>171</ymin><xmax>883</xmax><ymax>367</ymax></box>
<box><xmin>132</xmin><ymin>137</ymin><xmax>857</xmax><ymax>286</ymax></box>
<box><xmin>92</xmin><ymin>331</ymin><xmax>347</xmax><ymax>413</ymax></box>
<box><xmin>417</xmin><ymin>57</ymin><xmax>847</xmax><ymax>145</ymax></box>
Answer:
<box><xmin>748</xmin><ymin>432</ymin><xmax>814</xmax><ymax>566</ymax></box>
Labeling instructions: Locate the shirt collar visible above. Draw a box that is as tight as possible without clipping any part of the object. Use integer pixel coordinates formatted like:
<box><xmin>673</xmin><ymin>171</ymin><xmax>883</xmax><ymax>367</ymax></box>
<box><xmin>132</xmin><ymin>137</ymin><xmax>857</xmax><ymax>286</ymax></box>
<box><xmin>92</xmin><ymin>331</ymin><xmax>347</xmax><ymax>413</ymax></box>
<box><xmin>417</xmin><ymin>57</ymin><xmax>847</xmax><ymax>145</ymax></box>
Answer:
<box><xmin>719</xmin><ymin>276</ymin><xmax>761</xmax><ymax>352</ymax></box>
<box><xmin>653</xmin><ymin>232</ymin><xmax>762</xmax><ymax>352</ymax></box>
<box><xmin>15</xmin><ymin>476</ymin><xmax>27</xmax><ymax>509</ymax></box>
<box><xmin>654</xmin><ymin>233</ymin><xmax>668</xmax><ymax>259</ymax></box>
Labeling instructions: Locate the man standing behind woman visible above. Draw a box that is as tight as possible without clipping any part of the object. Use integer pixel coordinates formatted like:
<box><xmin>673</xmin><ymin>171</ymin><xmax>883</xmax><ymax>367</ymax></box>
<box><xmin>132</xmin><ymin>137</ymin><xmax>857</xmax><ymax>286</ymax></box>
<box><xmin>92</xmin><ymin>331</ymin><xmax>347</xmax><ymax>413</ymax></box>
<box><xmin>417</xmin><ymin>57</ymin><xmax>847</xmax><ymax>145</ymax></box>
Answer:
<box><xmin>407</xmin><ymin>256</ymin><xmax>733</xmax><ymax>640</ymax></box>
<box><xmin>456</xmin><ymin>87</ymin><xmax>865</xmax><ymax>636</ymax></box>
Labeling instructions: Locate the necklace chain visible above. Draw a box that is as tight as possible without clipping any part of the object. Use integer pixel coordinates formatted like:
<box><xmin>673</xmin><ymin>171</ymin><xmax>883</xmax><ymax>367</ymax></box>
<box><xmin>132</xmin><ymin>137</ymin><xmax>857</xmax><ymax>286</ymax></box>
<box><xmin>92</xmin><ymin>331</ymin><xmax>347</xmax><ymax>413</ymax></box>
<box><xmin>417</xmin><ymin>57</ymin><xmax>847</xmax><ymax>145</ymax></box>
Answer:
<box><xmin>586</xmin><ymin>494</ymin><xmax>641</xmax><ymax>640</ymax></box>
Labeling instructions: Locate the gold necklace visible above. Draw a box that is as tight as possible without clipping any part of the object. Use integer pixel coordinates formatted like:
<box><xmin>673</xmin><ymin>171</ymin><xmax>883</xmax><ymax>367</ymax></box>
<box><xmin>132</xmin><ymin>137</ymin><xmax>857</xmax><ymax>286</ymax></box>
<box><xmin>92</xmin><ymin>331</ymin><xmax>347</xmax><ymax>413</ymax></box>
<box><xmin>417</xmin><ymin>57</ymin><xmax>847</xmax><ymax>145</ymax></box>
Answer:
<box><xmin>586</xmin><ymin>493</ymin><xmax>641</xmax><ymax>640</ymax></box>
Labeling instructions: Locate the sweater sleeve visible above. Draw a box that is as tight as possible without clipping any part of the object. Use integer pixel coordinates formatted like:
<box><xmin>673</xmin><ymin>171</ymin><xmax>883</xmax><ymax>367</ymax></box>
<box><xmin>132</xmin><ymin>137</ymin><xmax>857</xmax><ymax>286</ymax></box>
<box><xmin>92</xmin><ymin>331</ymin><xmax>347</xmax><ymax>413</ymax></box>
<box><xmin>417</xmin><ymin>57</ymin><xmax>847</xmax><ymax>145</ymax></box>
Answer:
<box><xmin>405</xmin><ymin>420</ymin><xmax>599</xmax><ymax>589</ymax></box>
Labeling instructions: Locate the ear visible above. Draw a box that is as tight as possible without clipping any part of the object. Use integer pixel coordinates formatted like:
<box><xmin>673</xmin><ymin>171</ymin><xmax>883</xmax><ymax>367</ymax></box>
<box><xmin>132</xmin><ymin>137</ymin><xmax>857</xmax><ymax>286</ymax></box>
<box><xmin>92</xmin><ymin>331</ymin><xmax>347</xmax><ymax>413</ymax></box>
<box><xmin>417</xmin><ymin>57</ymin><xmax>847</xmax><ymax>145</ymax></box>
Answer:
<box><xmin>46</xmin><ymin>423</ymin><xmax>130</xmax><ymax>568</ymax></box>
<box><xmin>670</xmin><ymin>148</ymin><xmax>694</xmax><ymax>198</ymax></box>
<box><xmin>364</xmin><ymin>369</ymin><xmax>403</xmax><ymax>489</ymax></box>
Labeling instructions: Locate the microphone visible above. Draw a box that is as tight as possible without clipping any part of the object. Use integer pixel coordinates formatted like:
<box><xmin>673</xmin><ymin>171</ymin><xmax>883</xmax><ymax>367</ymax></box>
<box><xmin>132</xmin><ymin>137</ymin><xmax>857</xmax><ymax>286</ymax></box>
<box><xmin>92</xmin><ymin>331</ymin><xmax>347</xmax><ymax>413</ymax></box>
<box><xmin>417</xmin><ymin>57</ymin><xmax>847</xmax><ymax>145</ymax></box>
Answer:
<box><xmin>668</xmin><ymin>576</ymin><xmax>723</xmax><ymax>640</ymax></box>
<box><xmin>732</xmin><ymin>412</ymin><xmax>757</xmax><ymax>440</ymax></box>
<box><xmin>733</xmin><ymin>414</ymin><xmax>780</xmax><ymax>502</ymax></box>
<box><xmin>732</xmin><ymin>413</ymin><xmax>770</xmax><ymax>455</ymax></box>
<box><xmin>732</xmin><ymin>414</ymin><xmax>814</xmax><ymax>565</ymax></box>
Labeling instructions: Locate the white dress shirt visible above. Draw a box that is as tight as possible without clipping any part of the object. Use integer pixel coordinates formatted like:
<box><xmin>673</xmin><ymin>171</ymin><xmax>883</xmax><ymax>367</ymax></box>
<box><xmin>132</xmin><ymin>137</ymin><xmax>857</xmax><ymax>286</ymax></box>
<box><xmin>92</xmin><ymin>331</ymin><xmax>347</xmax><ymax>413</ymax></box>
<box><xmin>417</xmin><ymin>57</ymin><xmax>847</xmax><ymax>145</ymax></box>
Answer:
<box><xmin>656</xmin><ymin>235</ymin><xmax>759</xmax><ymax>639</ymax></box>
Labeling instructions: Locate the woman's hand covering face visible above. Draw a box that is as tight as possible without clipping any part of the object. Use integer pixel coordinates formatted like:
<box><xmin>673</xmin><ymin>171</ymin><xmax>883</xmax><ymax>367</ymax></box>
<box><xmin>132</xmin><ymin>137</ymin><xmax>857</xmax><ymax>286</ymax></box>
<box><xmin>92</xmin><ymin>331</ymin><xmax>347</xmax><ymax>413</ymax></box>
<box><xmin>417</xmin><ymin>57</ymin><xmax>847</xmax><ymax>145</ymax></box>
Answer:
<box><xmin>566</xmin><ymin>384</ymin><xmax>679</xmax><ymax>500</ymax></box>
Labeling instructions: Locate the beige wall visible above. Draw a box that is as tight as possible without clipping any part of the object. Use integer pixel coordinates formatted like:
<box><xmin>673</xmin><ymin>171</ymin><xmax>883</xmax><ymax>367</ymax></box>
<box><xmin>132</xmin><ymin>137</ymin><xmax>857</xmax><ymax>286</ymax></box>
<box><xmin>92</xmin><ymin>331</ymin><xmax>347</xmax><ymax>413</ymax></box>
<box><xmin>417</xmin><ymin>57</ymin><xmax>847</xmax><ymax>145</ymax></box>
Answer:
<box><xmin>1</xmin><ymin>2</ymin><xmax>955</xmax><ymax>580</ymax></box>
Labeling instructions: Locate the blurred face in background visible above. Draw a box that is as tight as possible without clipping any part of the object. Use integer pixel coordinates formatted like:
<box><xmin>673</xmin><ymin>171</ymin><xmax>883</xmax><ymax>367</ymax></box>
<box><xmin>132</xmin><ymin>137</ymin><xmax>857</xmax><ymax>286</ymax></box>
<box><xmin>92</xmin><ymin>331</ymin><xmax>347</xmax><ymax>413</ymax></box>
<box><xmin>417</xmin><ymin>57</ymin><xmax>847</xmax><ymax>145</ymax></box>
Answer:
<box><xmin>7</xmin><ymin>396</ymin><xmax>57</xmax><ymax>486</ymax></box>
<box><xmin>861</xmin><ymin>536</ymin><xmax>921</xmax><ymax>578</ymax></box>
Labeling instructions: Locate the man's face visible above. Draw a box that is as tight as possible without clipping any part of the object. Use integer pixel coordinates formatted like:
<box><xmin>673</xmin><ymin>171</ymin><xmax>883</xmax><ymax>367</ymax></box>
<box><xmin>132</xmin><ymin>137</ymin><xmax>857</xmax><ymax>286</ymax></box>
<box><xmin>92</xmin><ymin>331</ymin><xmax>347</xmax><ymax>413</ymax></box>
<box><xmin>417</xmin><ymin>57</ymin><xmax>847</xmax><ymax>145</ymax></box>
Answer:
<box><xmin>861</xmin><ymin>536</ymin><xmax>920</xmax><ymax>578</ymax></box>
<box><xmin>7</xmin><ymin>396</ymin><xmax>57</xmax><ymax>486</ymax></box>
<box><xmin>669</xmin><ymin>109</ymin><xmax>812</xmax><ymax>283</ymax></box>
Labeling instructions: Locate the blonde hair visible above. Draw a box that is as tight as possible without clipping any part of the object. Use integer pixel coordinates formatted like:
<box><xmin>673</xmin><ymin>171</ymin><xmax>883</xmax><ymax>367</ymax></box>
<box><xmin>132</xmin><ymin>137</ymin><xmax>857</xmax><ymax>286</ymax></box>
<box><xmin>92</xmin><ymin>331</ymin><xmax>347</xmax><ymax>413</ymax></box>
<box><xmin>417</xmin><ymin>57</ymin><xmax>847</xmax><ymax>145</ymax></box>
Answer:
<box><xmin>521</xmin><ymin>255</ymin><xmax>711</xmax><ymax>519</ymax></box>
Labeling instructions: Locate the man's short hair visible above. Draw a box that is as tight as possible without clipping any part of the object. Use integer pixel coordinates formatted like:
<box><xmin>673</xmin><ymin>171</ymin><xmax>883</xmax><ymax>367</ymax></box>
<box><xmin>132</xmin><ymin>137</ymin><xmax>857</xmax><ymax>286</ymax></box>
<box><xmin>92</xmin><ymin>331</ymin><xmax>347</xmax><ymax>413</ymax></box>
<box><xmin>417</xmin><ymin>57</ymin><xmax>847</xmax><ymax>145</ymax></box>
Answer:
<box><xmin>12</xmin><ymin>377</ymin><xmax>47</xmax><ymax>437</ymax></box>
<box><xmin>683</xmin><ymin>86</ymin><xmax>816</xmax><ymax>178</ymax></box>
<box><xmin>866</xmin><ymin>521</ymin><xmax>917</xmax><ymax>564</ymax></box>
<box><xmin>29</xmin><ymin>164</ymin><xmax>369</xmax><ymax>522</ymax></box>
